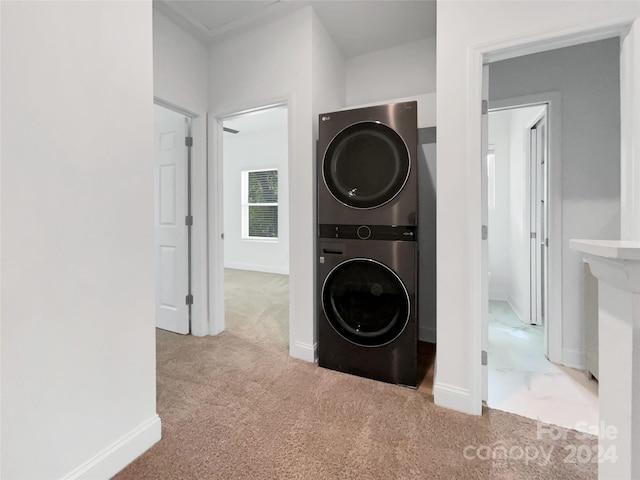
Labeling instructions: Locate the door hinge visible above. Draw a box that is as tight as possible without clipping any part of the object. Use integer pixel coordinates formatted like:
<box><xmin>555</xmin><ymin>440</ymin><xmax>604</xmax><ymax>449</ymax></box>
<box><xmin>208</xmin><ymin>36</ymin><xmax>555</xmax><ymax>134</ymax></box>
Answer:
<box><xmin>545</xmin><ymin>238</ymin><xmax>549</xmax><ymax>247</ymax></box>
<box><xmin>186</xmin><ymin>294</ymin><xmax>193</xmax><ymax>305</ymax></box>
<box><xmin>185</xmin><ymin>215</ymin><xmax>193</xmax><ymax>226</ymax></box>
<box><xmin>482</xmin><ymin>225</ymin><xmax>488</xmax><ymax>240</ymax></box>
<box><xmin>482</xmin><ymin>100</ymin><xmax>488</xmax><ymax>115</ymax></box>
<box><xmin>185</xmin><ymin>136</ymin><xmax>193</xmax><ymax>147</ymax></box>
<box><xmin>481</xmin><ymin>350</ymin><xmax>488</xmax><ymax>366</ymax></box>
<box><xmin>530</xmin><ymin>232</ymin><xmax>537</xmax><ymax>239</ymax></box>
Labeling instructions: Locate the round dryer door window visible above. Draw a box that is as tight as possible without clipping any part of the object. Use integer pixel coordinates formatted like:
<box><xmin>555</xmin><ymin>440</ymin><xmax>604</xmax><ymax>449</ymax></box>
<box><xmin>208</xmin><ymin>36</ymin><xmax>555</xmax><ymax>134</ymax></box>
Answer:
<box><xmin>322</xmin><ymin>258</ymin><xmax>410</xmax><ymax>347</ymax></box>
<box><xmin>323</xmin><ymin>122</ymin><xmax>410</xmax><ymax>209</ymax></box>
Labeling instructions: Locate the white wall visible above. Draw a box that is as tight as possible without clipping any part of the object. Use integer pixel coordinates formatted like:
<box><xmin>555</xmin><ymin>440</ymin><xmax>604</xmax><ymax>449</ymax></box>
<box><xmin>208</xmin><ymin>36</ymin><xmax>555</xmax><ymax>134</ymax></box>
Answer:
<box><xmin>345</xmin><ymin>37</ymin><xmax>436</xmax><ymax>106</ymax></box>
<box><xmin>487</xmin><ymin>111</ymin><xmax>512</xmax><ymax>301</ymax></box>
<box><xmin>311</xmin><ymin>9</ymin><xmax>346</xmax><ymax>130</ymax></box>
<box><xmin>343</xmin><ymin>37</ymin><xmax>436</xmax><ymax>128</ymax></box>
<box><xmin>508</xmin><ymin>107</ymin><xmax>542</xmax><ymax>322</ymax></box>
<box><xmin>153</xmin><ymin>8</ymin><xmax>208</xmax><ymax>114</ymax></box>
<box><xmin>342</xmin><ymin>35</ymin><xmax>436</xmax><ymax>127</ymax></box>
<box><xmin>153</xmin><ymin>7</ymin><xmax>210</xmax><ymax>337</ymax></box>
<box><xmin>490</xmin><ymin>39</ymin><xmax>621</xmax><ymax>367</ymax></box>
<box><xmin>1</xmin><ymin>2</ymin><xmax>159</xmax><ymax>478</ymax></box>
<box><xmin>223</xmin><ymin>124</ymin><xmax>290</xmax><ymax>274</ymax></box>
<box><xmin>621</xmin><ymin>18</ymin><xmax>640</xmax><ymax>240</ymax></box>
<box><xmin>489</xmin><ymin>106</ymin><xmax>545</xmax><ymax>320</ymax></box>
<box><xmin>436</xmin><ymin>0</ymin><xmax>640</xmax><ymax>415</ymax></box>
<box><xmin>209</xmin><ymin>7</ymin><xmax>344</xmax><ymax>361</ymax></box>
<box><xmin>310</xmin><ymin>9</ymin><xmax>346</xmax><ymax>356</ymax></box>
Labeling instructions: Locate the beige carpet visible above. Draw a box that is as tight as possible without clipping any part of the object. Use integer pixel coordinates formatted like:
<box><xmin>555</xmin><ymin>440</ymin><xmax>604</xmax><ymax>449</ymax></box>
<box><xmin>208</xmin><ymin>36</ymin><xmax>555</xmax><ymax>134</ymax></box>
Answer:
<box><xmin>115</xmin><ymin>269</ymin><xmax>596</xmax><ymax>479</ymax></box>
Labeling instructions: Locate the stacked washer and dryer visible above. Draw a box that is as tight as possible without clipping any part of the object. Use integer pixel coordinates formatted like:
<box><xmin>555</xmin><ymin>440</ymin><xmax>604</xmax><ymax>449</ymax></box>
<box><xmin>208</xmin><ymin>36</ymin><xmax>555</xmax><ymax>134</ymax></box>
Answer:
<box><xmin>317</xmin><ymin>102</ymin><xmax>419</xmax><ymax>388</ymax></box>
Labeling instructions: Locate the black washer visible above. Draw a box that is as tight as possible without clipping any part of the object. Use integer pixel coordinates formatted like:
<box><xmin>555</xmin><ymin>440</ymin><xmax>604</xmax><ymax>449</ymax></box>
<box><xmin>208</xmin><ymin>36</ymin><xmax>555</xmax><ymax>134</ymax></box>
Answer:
<box><xmin>322</xmin><ymin>258</ymin><xmax>410</xmax><ymax>347</ymax></box>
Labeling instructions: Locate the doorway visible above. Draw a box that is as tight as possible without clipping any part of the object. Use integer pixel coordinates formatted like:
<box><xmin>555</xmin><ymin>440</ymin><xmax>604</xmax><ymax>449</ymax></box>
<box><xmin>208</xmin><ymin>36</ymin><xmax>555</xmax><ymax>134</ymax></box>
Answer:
<box><xmin>153</xmin><ymin>103</ymin><xmax>192</xmax><ymax>335</ymax></box>
<box><xmin>487</xmin><ymin>104</ymin><xmax>547</xmax><ymax>334</ymax></box>
<box><xmin>220</xmin><ymin>105</ymin><xmax>290</xmax><ymax>348</ymax></box>
<box><xmin>485</xmin><ymin>102</ymin><xmax>599</xmax><ymax>430</ymax></box>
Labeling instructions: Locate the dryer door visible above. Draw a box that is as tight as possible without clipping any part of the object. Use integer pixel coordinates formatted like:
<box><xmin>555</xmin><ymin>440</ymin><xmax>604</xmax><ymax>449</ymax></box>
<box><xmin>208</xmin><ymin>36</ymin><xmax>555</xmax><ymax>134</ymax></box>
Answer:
<box><xmin>322</xmin><ymin>122</ymin><xmax>410</xmax><ymax>209</ymax></box>
<box><xmin>322</xmin><ymin>258</ymin><xmax>410</xmax><ymax>347</ymax></box>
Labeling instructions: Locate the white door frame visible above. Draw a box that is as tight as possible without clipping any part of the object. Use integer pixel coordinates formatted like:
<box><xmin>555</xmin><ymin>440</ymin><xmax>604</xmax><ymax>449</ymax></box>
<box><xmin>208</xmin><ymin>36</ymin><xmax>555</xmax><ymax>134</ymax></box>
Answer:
<box><xmin>469</xmin><ymin>19</ymin><xmax>637</xmax><ymax>414</ymax></box>
<box><xmin>208</xmin><ymin>98</ymin><xmax>291</xmax><ymax>336</ymax></box>
<box><xmin>488</xmin><ymin>96</ymin><xmax>560</xmax><ymax>365</ymax></box>
<box><xmin>153</xmin><ymin>96</ymin><xmax>209</xmax><ymax>337</ymax></box>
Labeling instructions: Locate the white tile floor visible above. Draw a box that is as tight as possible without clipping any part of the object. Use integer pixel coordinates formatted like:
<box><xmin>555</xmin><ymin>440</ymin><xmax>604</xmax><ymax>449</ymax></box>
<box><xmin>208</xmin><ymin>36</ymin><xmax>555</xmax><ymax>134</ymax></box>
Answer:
<box><xmin>488</xmin><ymin>300</ymin><xmax>599</xmax><ymax>435</ymax></box>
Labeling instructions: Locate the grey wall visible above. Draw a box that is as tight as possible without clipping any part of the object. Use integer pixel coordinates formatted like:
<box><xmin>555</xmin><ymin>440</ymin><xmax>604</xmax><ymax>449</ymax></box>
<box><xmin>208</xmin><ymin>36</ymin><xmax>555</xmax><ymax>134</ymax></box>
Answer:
<box><xmin>418</xmin><ymin>128</ymin><xmax>436</xmax><ymax>342</ymax></box>
<box><xmin>489</xmin><ymin>38</ymin><xmax>621</xmax><ymax>367</ymax></box>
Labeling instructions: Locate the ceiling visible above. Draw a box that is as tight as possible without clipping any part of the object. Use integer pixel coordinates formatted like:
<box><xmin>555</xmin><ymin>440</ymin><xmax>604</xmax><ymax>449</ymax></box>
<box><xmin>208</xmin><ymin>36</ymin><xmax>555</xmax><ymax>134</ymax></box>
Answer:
<box><xmin>154</xmin><ymin>0</ymin><xmax>436</xmax><ymax>58</ymax></box>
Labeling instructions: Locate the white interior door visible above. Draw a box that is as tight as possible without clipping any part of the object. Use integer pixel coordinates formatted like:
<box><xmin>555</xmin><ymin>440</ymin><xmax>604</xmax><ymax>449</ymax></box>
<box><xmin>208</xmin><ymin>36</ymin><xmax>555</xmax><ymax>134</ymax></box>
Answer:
<box><xmin>154</xmin><ymin>104</ymin><xmax>190</xmax><ymax>334</ymax></box>
<box><xmin>481</xmin><ymin>64</ymin><xmax>489</xmax><ymax>403</ymax></box>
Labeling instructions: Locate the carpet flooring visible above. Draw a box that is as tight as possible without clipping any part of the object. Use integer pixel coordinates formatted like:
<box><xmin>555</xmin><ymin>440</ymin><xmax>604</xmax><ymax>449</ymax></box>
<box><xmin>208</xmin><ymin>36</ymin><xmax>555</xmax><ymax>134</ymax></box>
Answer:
<box><xmin>115</xmin><ymin>269</ymin><xmax>596</xmax><ymax>479</ymax></box>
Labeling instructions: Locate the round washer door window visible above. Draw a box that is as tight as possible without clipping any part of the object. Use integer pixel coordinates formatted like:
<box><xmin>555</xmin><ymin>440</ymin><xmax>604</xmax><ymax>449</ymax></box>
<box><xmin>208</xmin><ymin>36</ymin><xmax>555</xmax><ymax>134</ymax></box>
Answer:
<box><xmin>323</xmin><ymin>122</ymin><xmax>410</xmax><ymax>209</ymax></box>
<box><xmin>322</xmin><ymin>258</ymin><xmax>410</xmax><ymax>347</ymax></box>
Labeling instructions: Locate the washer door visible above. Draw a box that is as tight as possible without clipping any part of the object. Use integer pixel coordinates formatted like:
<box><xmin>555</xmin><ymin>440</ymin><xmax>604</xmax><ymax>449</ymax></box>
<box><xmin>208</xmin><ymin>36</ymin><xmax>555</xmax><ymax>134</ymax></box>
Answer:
<box><xmin>322</xmin><ymin>258</ymin><xmax>410</xmax><ymax>347</ymax></box>
<box><xmin>323</xmin><ymin>122</ymin><xmax>410</xmax><ymax>209</ymax></box>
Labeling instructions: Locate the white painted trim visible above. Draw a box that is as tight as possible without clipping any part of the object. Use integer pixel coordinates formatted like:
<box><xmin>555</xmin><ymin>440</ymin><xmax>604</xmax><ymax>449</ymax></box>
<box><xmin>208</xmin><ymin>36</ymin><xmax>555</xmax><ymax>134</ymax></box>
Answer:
<box><xmin>418</xmin><ymin>325</ymin><xmax>436</xmax><ymax>343</ymax></box>
<box><xmin>464</xmin><ymin>49</ymin><xmax>486</xmax><ymax>417</ymax></box>
<box><xmin>482</xmin><ymin>17</ymin><xmax>634</xmax><ymax>65</ymax></box>
<box><xmin>290</xmin><ymin>341</ymin><xmax>316</xmax><ymax>363</ymax></box>
<box><xmin>190</xmin><ymin>114</ymin><xmax>209</xmax><ymax>337</ymax></box>
<box><xmin>224</xmin><ymin>263</ymin><xmax>289</xmax><ymax>275</ymax></box>
<box><xmin>209</xmin><ymin>97</ymin><xmax>292</xmax><ymax>340</ymax></box>
<box><xmin>490</xmin><ymin>93</ymin><xmax>562</xmax><ymax>363</ymax></box>
<box><xmin>208</xmin><ymin>115</ymin><xmax>226</xmax><ymax>336</ymax></box>
<box><xmin>153</xmin><ymin>96</ymin><xmax>197</xmax><ymax>117</ymax></box>
<box><xmin>433</xmin><ymin>383</ymin><xmax>474</xmax><ymax>414</ymax></box>
<box><xmin>562</xmin><ymin>348</ymin><xmax>585</xmax><ymax>370</ymax></box>
<box><xmin>468</xmin><ymin>19</ymin><xmax>636</xmax><ymax>418</ymax></box>
<box><xmin>63</xmin><ymin>415</ymin><xmax>161</xmax><ymax>480</ymax></box>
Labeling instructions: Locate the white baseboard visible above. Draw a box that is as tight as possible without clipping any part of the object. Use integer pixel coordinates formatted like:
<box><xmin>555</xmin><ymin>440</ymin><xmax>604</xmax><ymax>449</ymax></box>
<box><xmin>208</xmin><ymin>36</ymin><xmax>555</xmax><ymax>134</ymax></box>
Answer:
<box><xmin>64</xmin><ymin>415</ymin><xmax>161</xmax><ymax>480</ymax></box>
<box><xmin>224</xmin><ymin>263</ymin><xmax>289</xmax><ymax>275</ymax></box>
<box><xmin>507</xmin><ymin>296</ymin><xmax>524</xmax><ymax>322</ymax></box>
<box><xmin>488</xmin><ymin>290</ymin><xmax>509</xmax><ymax>302</ymax></box>
<box><xmin>434</xmin><ymin>383</ymin><xmax>480</xmax><ymax>415</ymax></box>
<box><xmin>289</xmin><ymin>340</ymin><xmax>317</xmax><ymax>363</ymax></box>
<box><xmin>419</xmin><ymin>325</ymin><xmax>436</xmax><ymax>343</ymax></box>
<box><xmin>562</xmin><ymin>348</ymin><xmax>585</xmax><ymax>370</ymax></box>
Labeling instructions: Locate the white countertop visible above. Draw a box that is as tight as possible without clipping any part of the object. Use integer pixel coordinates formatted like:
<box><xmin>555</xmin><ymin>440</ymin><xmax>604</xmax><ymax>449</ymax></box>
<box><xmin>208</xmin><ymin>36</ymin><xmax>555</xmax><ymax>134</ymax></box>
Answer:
<box><xmin>569</xmin><ymin>239</ymin><xmax>640</xmax><ymax>261</ymax></box>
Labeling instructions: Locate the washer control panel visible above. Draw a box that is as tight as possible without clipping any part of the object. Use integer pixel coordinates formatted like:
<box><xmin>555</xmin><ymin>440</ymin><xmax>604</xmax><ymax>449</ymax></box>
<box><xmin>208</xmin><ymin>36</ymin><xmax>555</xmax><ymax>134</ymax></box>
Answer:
<box><xmin>319</xmin><ymin>224</ymin><xmax>417</xmax><ymax>241</ymax></box>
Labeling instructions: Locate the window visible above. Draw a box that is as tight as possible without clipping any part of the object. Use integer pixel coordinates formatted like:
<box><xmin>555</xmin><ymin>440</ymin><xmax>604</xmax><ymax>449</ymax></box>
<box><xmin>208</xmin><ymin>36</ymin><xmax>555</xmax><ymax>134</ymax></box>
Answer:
<box><xmin>242</xmin><ymin>169</ymin><xmax>278</xmax><ymax>239</ymax></box>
